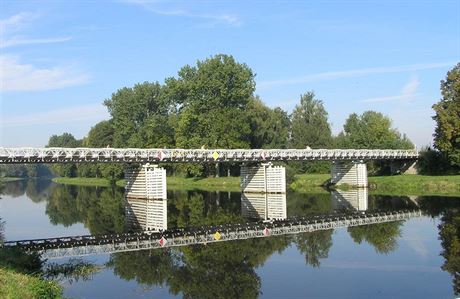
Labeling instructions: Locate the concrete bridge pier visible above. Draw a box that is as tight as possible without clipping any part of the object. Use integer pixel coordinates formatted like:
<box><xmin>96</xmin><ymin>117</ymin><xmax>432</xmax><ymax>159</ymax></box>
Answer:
<box><xmin>240</xmin><ymin>163</ymin><xmax>286</xmax><ymax>193</ymax></box>
<box><xmin>390</xmin><ymin>160</ymin><xmax>418</xmax><ymax>175</ymax></box>
<box><xmin>124</xmin><ymin>163</ymin><xmax>168</xmax><ymax>232</ymax></box>
<box><xmin>124</xmin><ymin>163</ymin><xmax>167</xmax><ymax>199</ymax></box>
<box><xmin>330</xmin><ymin>160</ymin><xmax>368</xmax><ymax>188</ymax></box>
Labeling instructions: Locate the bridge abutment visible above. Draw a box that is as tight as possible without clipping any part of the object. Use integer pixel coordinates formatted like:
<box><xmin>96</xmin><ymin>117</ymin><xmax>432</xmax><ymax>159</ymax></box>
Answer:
<box><xmin>240</xmin><ymin>163</ymin><xmax>286</xmax><ymax>193</ymax></box>
<box><xmin>330</xmin><ymin>161</ymin><xmax>368</xmax><ymax>188</ymax></box>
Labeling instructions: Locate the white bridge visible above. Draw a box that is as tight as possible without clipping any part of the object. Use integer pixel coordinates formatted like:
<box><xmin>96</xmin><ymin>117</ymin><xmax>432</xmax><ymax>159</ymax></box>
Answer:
<box><xmin>3</xmin><ymin>210</ymin><xmax>422</xmax><ymax>259</ymax></box>
<box><xmin>0</xmin><ymin>147</ymin><xmax>418</xmax><ymax>163</ymax></box>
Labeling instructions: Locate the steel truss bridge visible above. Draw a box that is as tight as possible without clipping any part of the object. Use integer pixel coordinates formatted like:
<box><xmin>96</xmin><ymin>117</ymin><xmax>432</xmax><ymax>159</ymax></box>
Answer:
<box><xmin>0</xmin><ymin>147</ymin><xmax>419</xmax><ymax>163</ymax></box>
<box><xmin>2</xmin><ymin>210</ymin><xmax>422</xmax><ymax>259</ymax></box>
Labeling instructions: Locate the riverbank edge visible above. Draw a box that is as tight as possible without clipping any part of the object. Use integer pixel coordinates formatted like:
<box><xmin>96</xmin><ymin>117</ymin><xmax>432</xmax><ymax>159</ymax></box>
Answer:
<box><xmin>18</xmin><ymin>174</ymin><xmax>459</xmax><ymax>197</ymax></box>
<box><xmin>0</xmin><ymin>268</ymin><xmax>63</xmax><ymax>299</ymax></box>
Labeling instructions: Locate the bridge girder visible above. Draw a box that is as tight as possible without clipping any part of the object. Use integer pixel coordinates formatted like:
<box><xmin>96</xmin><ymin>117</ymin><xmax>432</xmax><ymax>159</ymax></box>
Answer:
<box><xmin>0</xmin><ymin>147</ymin><xmax>419</xmax><ymax>164</ymax></box>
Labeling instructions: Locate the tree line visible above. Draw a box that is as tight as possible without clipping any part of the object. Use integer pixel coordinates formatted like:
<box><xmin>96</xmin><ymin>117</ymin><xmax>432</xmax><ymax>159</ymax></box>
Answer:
<box><xmin>2</xmin><ymin>55</ymin><xmax>458</xmax><ymax>178</ymax></box>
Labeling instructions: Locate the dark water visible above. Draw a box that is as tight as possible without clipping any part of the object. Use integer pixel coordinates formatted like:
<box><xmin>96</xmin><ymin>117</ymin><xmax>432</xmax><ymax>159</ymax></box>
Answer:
<box><xmin>1</xmin><ymin>179</ymin><xmax>460</xmax><ymax>299</ymax></box>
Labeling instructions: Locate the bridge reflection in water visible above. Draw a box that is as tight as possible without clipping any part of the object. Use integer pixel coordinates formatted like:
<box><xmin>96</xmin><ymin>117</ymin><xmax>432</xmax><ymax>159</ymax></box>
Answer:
<box><xmin>3</xmin><ymin>190</ymin><xmax>421</xmax><ymax>259</ymax></box>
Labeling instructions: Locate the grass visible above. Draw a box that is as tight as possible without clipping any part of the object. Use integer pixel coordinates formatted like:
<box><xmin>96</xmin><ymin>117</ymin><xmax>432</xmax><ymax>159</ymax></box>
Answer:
<box><xmin>52</xmin><ymin>177</ymin><xmax>125</xmax><ymax>187</ymax></box>
<box><xmin>0</xmin><ymin>268</ymin><xmax>63</xmax><ymax>299</ymax></box>
<box><xmin>50</xmin><ymin>173</ymin><xmax>460</xmax><ymax>196</ymax></box>
<box><xmin>167</xmin><ymin>176</ymin><xmax>240</xmax><ymax>191</ymax></box>
<box><xmin>367</xmin><ymin>174</ymin><xmax>460</xmax><ymax>196</ymax></box>
<box><xmin>291</xmin><ymin>173</ymin><xmax>460</xmax><ymax>196</ymax></box>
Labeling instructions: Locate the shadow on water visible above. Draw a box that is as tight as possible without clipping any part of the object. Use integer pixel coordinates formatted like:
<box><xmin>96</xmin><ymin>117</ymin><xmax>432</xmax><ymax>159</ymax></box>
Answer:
<box><xmin>1</xmin><ymin>179</ymin><xmax>460</xmax><ymax>297</ymax></box>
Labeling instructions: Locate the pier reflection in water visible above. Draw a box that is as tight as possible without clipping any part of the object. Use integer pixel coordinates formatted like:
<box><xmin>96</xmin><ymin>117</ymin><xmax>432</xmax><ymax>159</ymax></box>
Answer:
<box><xmin>125</xmin><ymin>198</ymin><xmax>168</xmax><ymax>232</ymax></box>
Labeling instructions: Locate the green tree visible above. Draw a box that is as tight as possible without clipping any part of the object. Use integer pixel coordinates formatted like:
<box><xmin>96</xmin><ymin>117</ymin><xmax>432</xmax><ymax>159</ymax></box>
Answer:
<box><xmin>337</xmin><ymin>111</ymin><xmax>413</xmax><ymax>149</ymax></box>
<box><xmin>86</xmin><ymin>120</ymin><xmax>114</xmax><ymax>148</ymax></box>
<box><xmin>48</xmin><ymin>133</ymin><xmax>81</xmax><ymax>147</ymax></box>
<box><xmin>247</xmin><ymin>97</ymin><xmax>290</xmax><ymax>149</ymax></box>
<box><xmin>47</xmin><ymin>133</ymin><xmax>81</xmax><ymax>177</ymax></box>
<box><xmin>170</xmin><ymin>54</ymin><xmax>255</xmax><ymax>150</ymax></box>
<box><xmin>290</xmin><ymin>91</ymin><xmax>332</xmax><ymax>149</ymax></box>
<box><xmin>104</xmin><ymin>82</ymin><xmax>174</xmax><ymax>148</ymax></box>
<box><xmin>433</xmin><ymin>63</ymin><xmax>460</xmax><ymax>168</ymax></box>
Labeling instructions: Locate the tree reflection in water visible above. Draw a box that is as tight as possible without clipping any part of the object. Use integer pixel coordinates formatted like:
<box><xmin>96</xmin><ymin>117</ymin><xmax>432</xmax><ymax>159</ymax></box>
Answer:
<box><xmin>3</xmin><ymin>180</ymin><xmax>460</xmax><ymax>296</ymax></box>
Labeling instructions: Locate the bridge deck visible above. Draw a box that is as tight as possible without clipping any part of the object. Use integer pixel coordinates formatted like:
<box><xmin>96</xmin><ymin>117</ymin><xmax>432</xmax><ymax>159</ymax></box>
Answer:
<box><xmin>2</xmin><ymin>210</ymin><xmax>422</xmax><ymax>259</ymax></box>
<box><xmin>0</xmin><ymin>147</ymin><xmax>419</xmax><ymax>163</ymax></box>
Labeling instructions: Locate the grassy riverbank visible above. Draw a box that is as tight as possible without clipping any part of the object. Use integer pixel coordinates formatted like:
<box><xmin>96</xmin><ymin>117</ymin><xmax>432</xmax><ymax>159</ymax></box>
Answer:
<box><xmin>50</xmin><ymin>174</ymin><xmax>460</xmax><ymax>196</ymax></box>
<box><xmin>291</xmin><ymin>173</ymin><xmax>460</xmax><ymax>196</ymax></box>
<box><xmin>0</xmin><ymin>268</ymin><xmax>63</xmax><ymax>299</ymax></box>
<box><xmin>52</xmin><ymin>177</ymin><xmax>125</xmax><ymax>187</ymax></box>
<box><xmin>367</xmin><ymin>175</ymin><xmax>460</xmax><ymax>196</ymax></box>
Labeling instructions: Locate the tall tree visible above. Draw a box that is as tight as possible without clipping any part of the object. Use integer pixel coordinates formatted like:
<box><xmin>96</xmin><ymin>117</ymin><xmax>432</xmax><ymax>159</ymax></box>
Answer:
<box><xmin>169</xmin><ymin>54</ymin><xmax>255</xmax><ymax>149</ymax></box>
<box><xmin>247</xmin><ymin>97</ymin><xmax>290</xmax><ymax>149</ymax></box>
<box><xmin>290</xmin><ymin>91</ymin><xmax>332</xmax><ymax>149</ymax></box>
<box><xmin>433</xmin><ymin>63</ymin><xmax>460</xmax><ymax>168</ymax></box>
<box><xmin>104</xmin><ymin>82</ymin><xmax>174</xmax><ymax>148</ymax></box>
<box><xmin>338</xmin><ymin>111</ymin><xmax>414</xmax><ymax>149</ymax></box>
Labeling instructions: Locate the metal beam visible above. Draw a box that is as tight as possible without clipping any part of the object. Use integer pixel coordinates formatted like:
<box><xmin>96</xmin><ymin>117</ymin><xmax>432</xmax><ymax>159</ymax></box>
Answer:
<box><xmin>0</xmin><ymin>147</ymin><xmax>419</xmax><ymax>164</ymax></box>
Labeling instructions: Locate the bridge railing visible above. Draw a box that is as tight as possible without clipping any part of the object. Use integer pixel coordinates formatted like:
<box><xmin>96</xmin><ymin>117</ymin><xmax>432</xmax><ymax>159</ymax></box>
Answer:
<box><xmin>0</xmin><ymin>147</ymin><xmax>419</xmax><ymax>163</ymax></box>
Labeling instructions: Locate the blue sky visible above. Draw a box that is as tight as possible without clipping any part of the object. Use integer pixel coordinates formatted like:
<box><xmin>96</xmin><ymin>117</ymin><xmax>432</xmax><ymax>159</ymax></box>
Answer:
<box><xmin>1</xmin><ymin>0</ymin><xmax>459</xmax><ymax>148</ymax></box>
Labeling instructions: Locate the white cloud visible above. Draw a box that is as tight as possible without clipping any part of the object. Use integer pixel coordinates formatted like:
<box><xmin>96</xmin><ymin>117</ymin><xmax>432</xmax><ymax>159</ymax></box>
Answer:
<box><xmin>122</xmin><ymin>0</ymin><xmax>241</xmax><ymax>26</ymax></box>
<box><xmin>1</xmin><ymin>12</ymin><xmax>72</xmax><ymax>49</ymax></box>
<box><xmin>0</xmin><ymin>12</ymin><xmax>39</xmax><ymax>33</ymax></box>
<box><xmin>361</xmin><ymin>76</ymin><xmax>419</xmax><ymax>103</ymax></box>
<box><xmin>0</xmin><ymin>55</ymin><xmax>89</xmax><ymax>92</ymax></box>
<box><xmin>1</xmin><ymin>37</ymin><xmax>72</xmax><ymax>49</ymax></box>
<box><xmin>258</xmin><ymin>62</ymin><xmax>451</xmax><ymax>89</ymax></box>
<box><xmin>0</xmin><ymin>104</ymin><xmax>109</xmax><ymax>128</ymax></box>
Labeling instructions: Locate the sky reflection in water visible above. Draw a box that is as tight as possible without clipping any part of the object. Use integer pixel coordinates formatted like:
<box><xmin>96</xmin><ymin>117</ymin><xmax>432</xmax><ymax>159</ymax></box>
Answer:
<box><xmin>1</xmin><ymin>179</ymin><xmax>459</xmax><ymax>299</ymax></box>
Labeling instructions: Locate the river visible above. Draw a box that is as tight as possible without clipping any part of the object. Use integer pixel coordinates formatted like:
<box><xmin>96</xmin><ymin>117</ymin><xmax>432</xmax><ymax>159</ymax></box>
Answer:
<box><xmin>1</xmin><ymin>179</ymin><xmax>459</xmax><ymax>298</ymax></box>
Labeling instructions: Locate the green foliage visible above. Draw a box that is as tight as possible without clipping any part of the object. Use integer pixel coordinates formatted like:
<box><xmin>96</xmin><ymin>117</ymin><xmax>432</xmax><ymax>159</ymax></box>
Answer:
<box><xmin>290</xmin><ymin>91</ymin><xmax>332</xmax><ymax>149</ymax></box>
<box><xmin>0</xmin><ymin>164</ymin><xmax>52</xmax><ymax>178</ymax></box>
<box><xmin>86</xmin><ymin>120</ymin><xmax>115</xmax><ymax>147</ymax></box>
<box><xmin>0</xmin><ymin>268</ymin><xmax>63</xmax><ymax>299</ymax></box>
<box><xmin>433</xmin><ymin>63</ymin><xmax>460</xmax><ymax>167</ymax></box>
<box><xmin>338</xmin><ymin>111</ymin><xmax>414</xmax><ymax>149</ymax></box>
<box><xmin>104</xmin><ymin>82</ymin><xmax>174</xmax><ymax>148</ymax></box>
<box><xmin>170</xmin><ymin>54</ymin><xmax>254</xmax><ymax>151</ymax></box>
<box><xmin>417</xmin><ymin>147</ymin><xmax>457</xmax><ymax>175</ymax></box>
<box><xmin>0</xmin><ymin>247</ymin><xmax>43</xmax><ymax>274</ymax></box>
<box><xmin>48</xmin><ymin>132</ymin><xmax>81</xmax><ymax>147</ymax></box>
<box><xmin>47</xmin><ymin>133</ymin><xmax>81</xmax><ymax>178</ymax></box>
<box><xmin>247</xmin><ymin>97</ymin><xmax>290</xmax><ymax>149</ymax></box>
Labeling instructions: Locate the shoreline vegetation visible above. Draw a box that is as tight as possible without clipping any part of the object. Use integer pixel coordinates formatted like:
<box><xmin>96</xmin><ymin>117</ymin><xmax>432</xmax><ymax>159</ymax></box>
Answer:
<box><xmin>0</xmin><ymin>268</ymin><xmax>63</xmax><ymax>299</ymax></box>
<box><xmin>9</xmin><ymin>174</ymin><xmax>457</xmax><ymax>197</ymax></box>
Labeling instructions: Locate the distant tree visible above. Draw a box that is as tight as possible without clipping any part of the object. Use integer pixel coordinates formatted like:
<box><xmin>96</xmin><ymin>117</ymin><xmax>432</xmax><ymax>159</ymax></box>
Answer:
<box><xmin>290</xmin><ymin>91</ymin><xmax>332</xmax><ymax>149</ymax></box>
<box><xmin>247</xmin><ymin>97</ymin><xmax>290</xmax><ymax>149</ymax></box>
<box><xmin>47</xmin><ymin>132</ymin><xmax>81</xmax><ymax>148</ymax></box>
<box><xmin>47</xmin><ymin>133</ymin><xmax>80</xmax><ymax>177</ymax></box>
<box><xmin>338</xmin><ymin>111</ymin><xmax>413</xmax><ymax>149</ymax></box>
<box><xmin>433</xmin><ymin>63</ymin><xmax>460</xmax><ymax>168</ymax></box>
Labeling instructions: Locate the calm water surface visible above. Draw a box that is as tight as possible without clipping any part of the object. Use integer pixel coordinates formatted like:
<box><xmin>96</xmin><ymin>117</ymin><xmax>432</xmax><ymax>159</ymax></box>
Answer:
<box><xmin>1</xmin><ymin>179</ymin><xmax>459</xmax><ymax>299</ymax></box>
